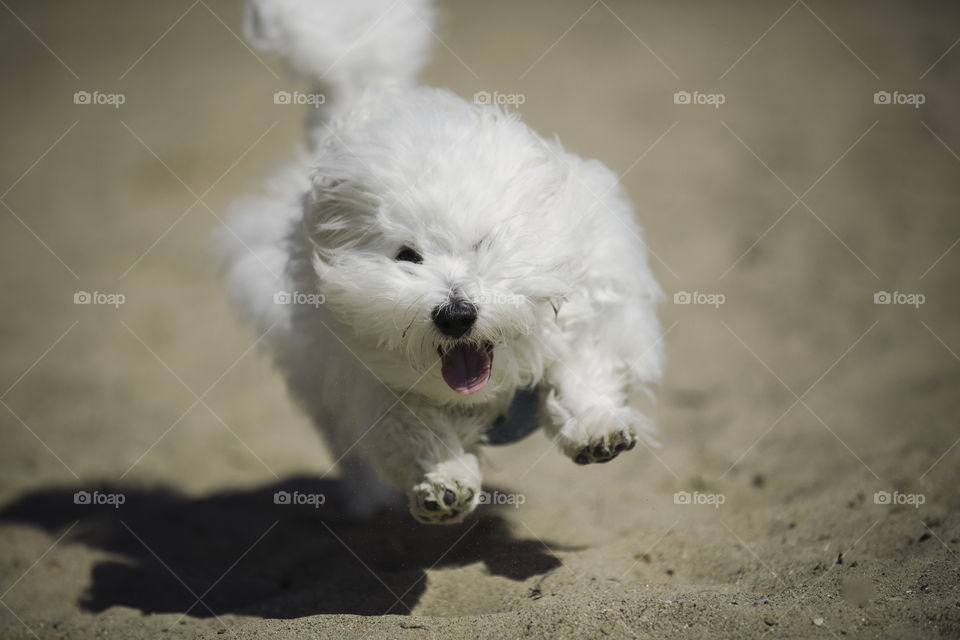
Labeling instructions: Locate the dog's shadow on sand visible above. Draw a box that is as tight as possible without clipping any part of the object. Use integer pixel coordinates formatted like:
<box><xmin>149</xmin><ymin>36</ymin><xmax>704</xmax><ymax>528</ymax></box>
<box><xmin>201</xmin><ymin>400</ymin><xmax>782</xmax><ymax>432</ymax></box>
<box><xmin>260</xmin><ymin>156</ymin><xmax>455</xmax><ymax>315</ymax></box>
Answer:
<box><xmin>0</xmin><ymin>477</ymin><xmax>564</xmax><ymax>618</ymax></box>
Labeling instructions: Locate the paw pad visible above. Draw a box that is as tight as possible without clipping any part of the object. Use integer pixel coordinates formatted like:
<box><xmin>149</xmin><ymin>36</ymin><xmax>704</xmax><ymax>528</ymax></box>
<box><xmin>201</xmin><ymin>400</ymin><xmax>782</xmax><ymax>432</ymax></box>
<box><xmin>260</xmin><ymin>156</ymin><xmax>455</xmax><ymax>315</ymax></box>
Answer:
<box><xmin>561</xmin><ymin>408</ymin><xmax>643</xmax><ymax>466</ymax></box>
<box><xmin>410</xmin><ymin>480</ymin><xmax>477</xmax><ymax>524</ymax></box>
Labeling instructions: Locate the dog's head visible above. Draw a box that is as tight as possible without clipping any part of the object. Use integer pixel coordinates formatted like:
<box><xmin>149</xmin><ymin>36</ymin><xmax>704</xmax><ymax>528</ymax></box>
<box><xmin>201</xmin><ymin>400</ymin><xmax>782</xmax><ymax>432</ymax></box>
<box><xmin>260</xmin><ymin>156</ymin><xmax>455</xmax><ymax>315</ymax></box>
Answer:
<box><xmin>300</xmin><ymin>88</ymin><xmax>594</xmax><ymax>401</ymax></box>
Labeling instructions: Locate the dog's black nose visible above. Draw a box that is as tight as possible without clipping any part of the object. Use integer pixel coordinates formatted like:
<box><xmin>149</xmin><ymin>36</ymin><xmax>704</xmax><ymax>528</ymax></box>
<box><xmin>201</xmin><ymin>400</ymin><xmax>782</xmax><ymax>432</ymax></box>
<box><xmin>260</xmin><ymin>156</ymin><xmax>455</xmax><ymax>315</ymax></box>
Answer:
<box><xmin>432</xmin><ymin>300</ymin><xmax>478</xmax><ymax>338</ymax></box>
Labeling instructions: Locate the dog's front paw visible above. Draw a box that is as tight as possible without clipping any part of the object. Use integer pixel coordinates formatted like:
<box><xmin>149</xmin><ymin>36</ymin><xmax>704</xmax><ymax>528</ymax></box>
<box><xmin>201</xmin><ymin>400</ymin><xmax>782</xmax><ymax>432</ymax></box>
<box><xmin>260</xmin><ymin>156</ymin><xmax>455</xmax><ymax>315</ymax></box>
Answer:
<box><xmin>556</xmin><ymin>405</ymin><xmax>650</xmax><ymax>465</ymax></box>
<box><xmin>408</xmin><ymin>465</ymin><xmax>480</xmax><ymax>525</ymax></box>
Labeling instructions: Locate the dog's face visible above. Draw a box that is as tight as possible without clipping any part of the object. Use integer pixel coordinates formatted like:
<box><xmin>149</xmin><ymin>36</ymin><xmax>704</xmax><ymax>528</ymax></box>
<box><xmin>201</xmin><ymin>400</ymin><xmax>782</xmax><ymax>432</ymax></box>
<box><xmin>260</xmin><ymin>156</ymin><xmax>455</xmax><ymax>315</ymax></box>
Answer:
<box><xmin>303</xmin><ymin>90</ymin><xmax>587</xmax><ymax>401</ymax></box>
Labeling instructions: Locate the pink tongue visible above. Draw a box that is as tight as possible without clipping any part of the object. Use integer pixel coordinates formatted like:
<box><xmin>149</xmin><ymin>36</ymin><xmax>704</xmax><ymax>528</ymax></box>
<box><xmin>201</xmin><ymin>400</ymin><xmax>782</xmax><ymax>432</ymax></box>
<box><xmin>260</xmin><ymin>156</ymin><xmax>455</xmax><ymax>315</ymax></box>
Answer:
<box><xmin>440</xmin><ymin>344</ymin><xmax>491</xmax><ymax>394</ymax></box>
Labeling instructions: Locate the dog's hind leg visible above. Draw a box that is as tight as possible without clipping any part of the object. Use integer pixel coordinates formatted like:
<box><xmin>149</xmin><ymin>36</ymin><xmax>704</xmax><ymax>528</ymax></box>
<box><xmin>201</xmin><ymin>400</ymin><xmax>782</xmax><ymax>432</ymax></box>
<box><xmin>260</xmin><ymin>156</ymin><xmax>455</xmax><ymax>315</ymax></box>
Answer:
<box><xmin>336</xmin><ymin>454</ymin><xmax>405</xmax><ymax>519</ymax></box>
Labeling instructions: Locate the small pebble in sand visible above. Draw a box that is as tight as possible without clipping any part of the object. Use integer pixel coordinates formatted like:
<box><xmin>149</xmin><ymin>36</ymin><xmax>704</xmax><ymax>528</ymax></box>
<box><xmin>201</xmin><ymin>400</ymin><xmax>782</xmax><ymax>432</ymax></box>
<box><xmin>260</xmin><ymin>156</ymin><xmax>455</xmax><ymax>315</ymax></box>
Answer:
<box><xmin>813</xmin><ymin>617</ymin><xmax>824</xmax><ymax>626</ymax></box>
<box><xmin>399</xmin><ymin>622</ymin><xmax>428</xmax><ymax>630</ymax></box>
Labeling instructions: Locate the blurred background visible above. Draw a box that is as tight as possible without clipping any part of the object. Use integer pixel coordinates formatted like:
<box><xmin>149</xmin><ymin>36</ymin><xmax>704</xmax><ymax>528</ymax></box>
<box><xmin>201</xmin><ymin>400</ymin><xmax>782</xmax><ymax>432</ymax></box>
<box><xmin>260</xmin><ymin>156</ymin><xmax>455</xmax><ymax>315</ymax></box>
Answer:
<box><xmin>0</xmin><ymin>1</ymin><xmax>958</xmax><ymax>638</ymax></box>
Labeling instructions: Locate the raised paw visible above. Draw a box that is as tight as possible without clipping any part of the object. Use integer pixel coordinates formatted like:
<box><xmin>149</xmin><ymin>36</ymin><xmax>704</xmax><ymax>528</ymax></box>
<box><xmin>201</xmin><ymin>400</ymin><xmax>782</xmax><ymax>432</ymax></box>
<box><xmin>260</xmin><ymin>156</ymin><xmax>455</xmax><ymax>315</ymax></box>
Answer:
<box><xmin>555</xmin><ymin>405</ymin><xmax>651</xmax><ymax>466</ymax></box>
<box><xmin>408</xmin><ymin>472</ymin><xmax>479</xmax><ymax>525</ymax></box>
<box><xmin>572</xmin><ymin>427</ymin><xmax>636</xmax><ymax>464</ymax></box>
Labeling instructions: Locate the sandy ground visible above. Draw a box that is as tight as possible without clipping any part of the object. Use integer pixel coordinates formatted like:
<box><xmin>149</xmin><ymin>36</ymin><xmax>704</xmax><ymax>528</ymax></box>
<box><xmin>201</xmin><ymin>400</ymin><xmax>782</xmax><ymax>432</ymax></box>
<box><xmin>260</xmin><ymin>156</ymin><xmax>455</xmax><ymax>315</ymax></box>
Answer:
<box><xmin>1</xmin><ymin>1</ymin><xmax>959</xmax><ymax>638</ymax></box>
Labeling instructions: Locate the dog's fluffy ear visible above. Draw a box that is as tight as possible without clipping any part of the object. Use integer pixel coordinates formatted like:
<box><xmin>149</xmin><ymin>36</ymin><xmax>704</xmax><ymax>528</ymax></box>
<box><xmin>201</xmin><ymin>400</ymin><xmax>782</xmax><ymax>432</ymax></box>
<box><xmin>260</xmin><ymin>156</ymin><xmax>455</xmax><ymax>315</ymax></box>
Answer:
<box><xmin>303</xmin><ymin>177</ymin><xmax>382</xmax><ymax>263</ymax></box>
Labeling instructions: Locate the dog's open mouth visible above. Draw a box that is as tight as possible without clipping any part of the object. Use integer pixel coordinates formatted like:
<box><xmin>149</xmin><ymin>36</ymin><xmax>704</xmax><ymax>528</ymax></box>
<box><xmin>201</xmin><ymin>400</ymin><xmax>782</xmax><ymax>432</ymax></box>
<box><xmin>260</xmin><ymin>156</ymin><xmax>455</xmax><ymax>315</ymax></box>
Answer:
<box><xmin>438</xmin><ymin>342</ymin><xmax>493</xmax><ymax>394</ymax></box>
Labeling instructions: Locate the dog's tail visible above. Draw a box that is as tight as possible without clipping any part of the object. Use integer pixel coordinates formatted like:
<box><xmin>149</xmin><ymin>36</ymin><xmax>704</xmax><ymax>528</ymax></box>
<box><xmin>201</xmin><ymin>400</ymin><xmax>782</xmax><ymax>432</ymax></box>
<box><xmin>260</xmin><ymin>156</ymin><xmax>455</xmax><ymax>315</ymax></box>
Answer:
<box><xmin>245</xmin><ymin>0</ymin><xmax>436</xmax><ymax>123</ymax></box>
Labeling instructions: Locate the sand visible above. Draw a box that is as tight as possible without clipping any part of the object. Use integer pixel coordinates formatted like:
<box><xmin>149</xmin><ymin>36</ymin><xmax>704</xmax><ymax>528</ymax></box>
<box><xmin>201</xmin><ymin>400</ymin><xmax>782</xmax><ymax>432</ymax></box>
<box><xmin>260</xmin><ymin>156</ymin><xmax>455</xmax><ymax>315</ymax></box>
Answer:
<box><xmin>1</xmin><ymin>1</ymin><xmax>958</xmax><ymax>638</ymax></box>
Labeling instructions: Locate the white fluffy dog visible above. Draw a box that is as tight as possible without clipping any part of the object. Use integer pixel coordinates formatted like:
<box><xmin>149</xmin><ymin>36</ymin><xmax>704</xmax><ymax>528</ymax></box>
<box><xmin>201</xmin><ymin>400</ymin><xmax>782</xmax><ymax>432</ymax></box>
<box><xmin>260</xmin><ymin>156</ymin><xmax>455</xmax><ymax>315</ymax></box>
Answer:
<box><xmin>219</xmin><ymin>0</ymin><xmax>664</xmax><ymax>524</ymax></box>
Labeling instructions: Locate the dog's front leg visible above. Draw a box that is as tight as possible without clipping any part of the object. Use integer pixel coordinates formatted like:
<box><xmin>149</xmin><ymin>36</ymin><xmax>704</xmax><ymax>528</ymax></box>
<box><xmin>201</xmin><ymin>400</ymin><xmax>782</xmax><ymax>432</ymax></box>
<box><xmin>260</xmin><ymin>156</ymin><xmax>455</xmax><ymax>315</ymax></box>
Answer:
<box><xmin>540</xmin><ymin>345</ymin><xmax>655</xmax><ymax>465</ymax></box>
<box><xmin>364</xmin><ymin>405</ymin><xmax>483</xmax><ymax>524</ymax></box>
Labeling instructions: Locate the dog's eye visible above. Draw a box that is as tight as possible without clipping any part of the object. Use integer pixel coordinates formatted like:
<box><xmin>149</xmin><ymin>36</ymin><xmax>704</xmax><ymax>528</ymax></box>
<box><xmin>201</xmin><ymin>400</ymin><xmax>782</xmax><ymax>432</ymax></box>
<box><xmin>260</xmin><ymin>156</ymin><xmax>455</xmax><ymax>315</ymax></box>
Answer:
<box><xmin>395</xmin><ymin>246</ymin><xmax>423</xmax><ymax>264</ymax></box>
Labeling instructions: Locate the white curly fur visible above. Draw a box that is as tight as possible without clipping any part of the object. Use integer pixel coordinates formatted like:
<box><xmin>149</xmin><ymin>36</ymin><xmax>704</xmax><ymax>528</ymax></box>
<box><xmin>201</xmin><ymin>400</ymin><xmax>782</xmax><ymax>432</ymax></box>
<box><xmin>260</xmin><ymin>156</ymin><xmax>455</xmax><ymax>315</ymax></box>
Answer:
<box><xmin>218</xmin><ymin>0</ymin><xmax>664</xmax><ymax>524</ymax></box>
